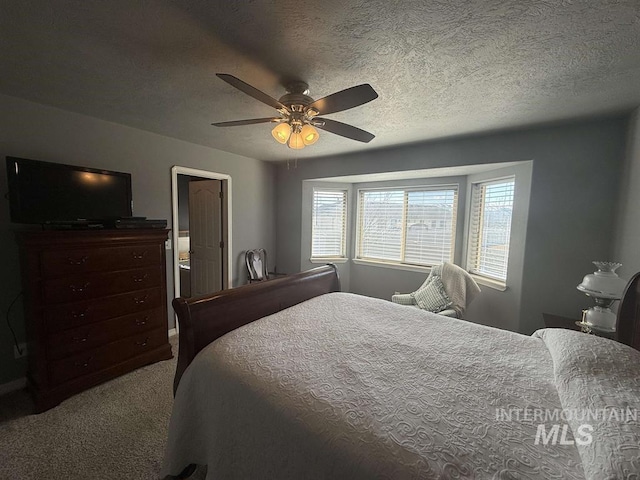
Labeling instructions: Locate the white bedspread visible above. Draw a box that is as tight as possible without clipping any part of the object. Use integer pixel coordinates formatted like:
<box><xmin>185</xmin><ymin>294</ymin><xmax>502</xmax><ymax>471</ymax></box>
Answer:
<box><xmin>163</xmin><ymin>292</ymin><xmax>640</xmax><ymax>479</ymax></box>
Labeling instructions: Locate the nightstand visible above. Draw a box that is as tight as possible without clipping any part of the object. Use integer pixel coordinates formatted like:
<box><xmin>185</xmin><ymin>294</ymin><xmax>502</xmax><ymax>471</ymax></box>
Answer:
<box><xmin>542</xmin><ymin>313</ymin><xmax>616</xmax><ymax>340</ymax></box>
<box><xmin>542</xmin><ymin>313</ymin><xmax>581</xmax><ymax>331</ymax></box>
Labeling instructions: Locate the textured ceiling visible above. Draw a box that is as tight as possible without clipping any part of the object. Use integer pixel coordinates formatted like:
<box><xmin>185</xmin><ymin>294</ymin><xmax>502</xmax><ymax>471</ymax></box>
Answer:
<box><xmin>1</xmin><ymin>0</ymin><xmax>639</xmax><ymax>162</ymax></box>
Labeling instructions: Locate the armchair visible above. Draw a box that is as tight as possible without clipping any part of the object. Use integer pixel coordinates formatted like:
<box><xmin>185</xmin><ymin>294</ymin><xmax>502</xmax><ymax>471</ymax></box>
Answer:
<box><xmin>391</xmin><ymin>262</ymin><xmax>481</xmax><ymax>318</ymax></box>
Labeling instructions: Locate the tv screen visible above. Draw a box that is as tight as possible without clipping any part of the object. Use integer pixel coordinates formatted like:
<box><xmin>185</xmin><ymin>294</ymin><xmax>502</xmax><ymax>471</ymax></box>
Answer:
<box><xmin>6</xmin><ymin>157</ymin><xmax>133</xmax><ymax>224</ymax></box>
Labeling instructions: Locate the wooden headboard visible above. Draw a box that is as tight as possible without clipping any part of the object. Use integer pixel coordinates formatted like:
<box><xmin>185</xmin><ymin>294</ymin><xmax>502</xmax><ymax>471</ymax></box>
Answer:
<box><xmin>171</xmin><ymin>266</ymin><xmax>640</xmax><ymax>394</ymax></box>
<box><xmin>617</xmin><ymin>271</ymin><xmax>640</xmax><ymax>351</ymax></box>
<box><xmin>171</xmin><ymin>264</ymin><xmax>340</xmax><ymax>394</ymax></box>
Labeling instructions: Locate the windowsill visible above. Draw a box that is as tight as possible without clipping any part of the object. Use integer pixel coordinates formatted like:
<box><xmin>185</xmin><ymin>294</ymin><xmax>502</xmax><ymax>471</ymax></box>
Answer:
<box><xmin>309</xmin><ymin>257</ymin><xmax>349</xmax><ymax>264</ymax></box>
<box><xmin>352</xmin><ymin>258</ymin><xmax>431</xmax><ymax>273</ymax></box>
<box><xmin>471</xmin><ymin>274</ymin><xmax>508</xmax><ymax>292</ymax></box>
<box><xmin>349</xmin><ymin>259</ymin><xmax>507</xmax><ymax>290</ymax></box>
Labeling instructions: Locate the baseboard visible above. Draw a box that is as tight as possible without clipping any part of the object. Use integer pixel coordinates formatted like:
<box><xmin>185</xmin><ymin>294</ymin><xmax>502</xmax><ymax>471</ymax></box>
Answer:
<box><xmin>0</xmin><ymin>377</ymin><xmax>27</xmax><ymax>396</ymax></box>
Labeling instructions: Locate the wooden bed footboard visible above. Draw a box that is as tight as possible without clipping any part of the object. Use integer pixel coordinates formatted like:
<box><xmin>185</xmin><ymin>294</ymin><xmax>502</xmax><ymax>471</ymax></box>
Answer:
<box><xmin>171</xmin><ymin>264</ymin><xmax>340</xmax><ymax>393</ymax></box>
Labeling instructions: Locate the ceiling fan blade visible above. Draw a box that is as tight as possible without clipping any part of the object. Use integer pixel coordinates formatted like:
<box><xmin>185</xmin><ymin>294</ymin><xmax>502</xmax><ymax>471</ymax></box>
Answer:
<box><xmin>315</xmin><ymin>118</ymin><xmax>375</xmax><ymax>143</ymax></box>
<box><xmin>308</xmin><ymin>84</ymin><xmax>378</xmax><ymax>115</ymax></box>
<box><xmin>212</xmin><ymin>117</ymin><xmax>280</xmax><ymax>127</ymax></box>
<box><xmin>216</xmin><ymin>74</ymin><xmax>288</xmax><ymax>111</ymax></box>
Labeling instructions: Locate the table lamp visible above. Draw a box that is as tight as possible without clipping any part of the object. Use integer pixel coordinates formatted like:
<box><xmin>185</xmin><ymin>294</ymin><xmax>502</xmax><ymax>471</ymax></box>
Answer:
<box><xmin>577</xmin><ymin>261</ymin><xmax>626</xmax><ymax>332</ymax></box>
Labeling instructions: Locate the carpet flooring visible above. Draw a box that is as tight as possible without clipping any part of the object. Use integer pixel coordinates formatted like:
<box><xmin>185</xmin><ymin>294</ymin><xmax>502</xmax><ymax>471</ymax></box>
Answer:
<box><xmin>0</xmin><ymin>336</ymin><xmax>206</xmax><ymax>480</ymax></box>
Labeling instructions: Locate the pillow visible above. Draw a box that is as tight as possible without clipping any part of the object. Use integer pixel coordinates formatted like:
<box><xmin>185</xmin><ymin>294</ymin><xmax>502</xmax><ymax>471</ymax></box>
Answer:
<box><xmin>412</xmin><ymin>275</ymin><xmax>452</xmax><ymax>312</ymax></box>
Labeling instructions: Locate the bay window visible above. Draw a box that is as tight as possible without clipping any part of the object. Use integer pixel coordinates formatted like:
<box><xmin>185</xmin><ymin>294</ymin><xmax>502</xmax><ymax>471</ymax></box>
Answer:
<box><xmin>466</xmin><ymin>178</ymin><xmax>515</xmax><ymax>282</ymax></box>
<box><xmin>356</xmin><ymin>186</ymin><xmax>458</xmax><ymax>267</ymax></box>
<box><xmin>311</xmin><ymin>189</ymin><xmax>347</xmax><ymax>259</ymax></box>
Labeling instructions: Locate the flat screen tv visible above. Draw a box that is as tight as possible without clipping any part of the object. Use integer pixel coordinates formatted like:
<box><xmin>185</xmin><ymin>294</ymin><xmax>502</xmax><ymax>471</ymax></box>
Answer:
<box><xmin>6</xmin><ymin>156</ymin><xmax>133</xmax><ymax>225</ymax></box>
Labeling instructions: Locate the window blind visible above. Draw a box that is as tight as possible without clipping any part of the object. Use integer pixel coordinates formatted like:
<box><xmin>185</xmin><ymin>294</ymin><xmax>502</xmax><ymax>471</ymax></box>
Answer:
<box><xmin>357</xmin><ymin>186</ymin><xmax>457</xmax><ymax>266</ymax></box>
<box><xmin>311</xmin><ymin>189</ymin><xmax>347</xmax><ymax>258</ymax></box>
<box><xmin>467</xmin><ymin>179</ymin><xmax>515</xmax><ymax>281</ymax></box>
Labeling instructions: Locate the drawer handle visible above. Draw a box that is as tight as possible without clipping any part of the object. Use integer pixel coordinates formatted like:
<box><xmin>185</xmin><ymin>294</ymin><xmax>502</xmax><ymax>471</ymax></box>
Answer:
<box><xmin>133</xmin><ymin>295</ymin><xmax>148</xmax><ymax>305</ymax></box>
<box><xmin>71</xmin><ymin>309</ymin><xmax>89</xmax><ymax>319</ymax></box>
<box><xmin>135</xmin><ymin>316</ymin><xmax>149</xmax><ymax>326</ymax></box>
<box><xmin>72</xmin><ymin>335</ymin><xmax>89</xmax><ymax>343</ymax></box>
<box><xmin>135</xmin><ymin>337</ymin><xmax>150</xmax><ymax>347</ymax></box>
<box><xmin>132</xmin><ymin>273</ymin><xmax>149</xmax><ymax>283</ymax></box>
<box><xmin>74</xmin><ymin>356</ymin><xmax>93</xmax><ymax>368</ymax></box>
<box><xmin>67</xmin><ymin>256</ymin><xmax>89</xmax><ymax>265</ymax></box>
<box><xmin>69</xmin><ymin>282</ymin><xmax>90</xmax><ymax>293</ymax></box>
<box><xmin>132</xmin><ymin>251</ymin><xmax>147</xmax><ymax>260</ymax></box>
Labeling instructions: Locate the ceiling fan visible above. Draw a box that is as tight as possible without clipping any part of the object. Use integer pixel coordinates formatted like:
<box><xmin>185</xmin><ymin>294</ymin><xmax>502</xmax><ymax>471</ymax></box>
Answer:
<box><xmin>212</xmin><ymin>74</ymin><xmax>378</xmax><ymax>149</ymax></box>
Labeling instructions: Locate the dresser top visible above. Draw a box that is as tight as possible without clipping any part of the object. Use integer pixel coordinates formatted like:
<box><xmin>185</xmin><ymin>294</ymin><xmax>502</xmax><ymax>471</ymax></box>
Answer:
<box><xmin>16</xmin><ymin>228</ymin><xmax>170</xmax><ymax>247</ymax></box>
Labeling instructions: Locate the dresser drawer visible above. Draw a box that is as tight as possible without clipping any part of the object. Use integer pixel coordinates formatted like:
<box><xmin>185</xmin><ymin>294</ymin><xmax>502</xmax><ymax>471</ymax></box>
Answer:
<box><xmin>49</xmin><ymin>327</ymin><xmax>167</xmax><ymax>385</ymax></box>
<box><xmin>46</xmin><ymin>287</ymin><xmax>163</xmax><ymax>332</ymax></box>
<box><xmin>47</xmin><ymin>307</ymin><xmax>164</xmax><ymax>360</ymax></box>
<box><xmin>43</xmin><ymin>266</ymin><xmax>162</xmax><ymax>304</ymax></box>
<box><xmin>40</xmin><ymin>244</ymin><xmax>162</xmax><ymax>278</ymax></box>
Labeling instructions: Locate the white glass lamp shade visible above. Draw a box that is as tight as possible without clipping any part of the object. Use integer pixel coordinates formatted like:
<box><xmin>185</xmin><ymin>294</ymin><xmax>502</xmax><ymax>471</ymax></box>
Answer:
<box><xmin>271</xmin><ymin>123</ymin><xmax>292</xmax><ymax>144</ymax></box>
<box><xmin>288</xmin><ymin>131</ymin><xmax>305</xmax><ymax>149</ymax></box>
<box><xmin>583</xmin><ymin>307</ymin><xmax>617</xmax><ymax>331</ymax></box>
<box><xmin>577</xmin><ymin>261</ymin><xmax>626</xmax><ymax>299</ymax></box>
<box><xmin>300</xmin><ymin>124</ymin><xmax>320</xmax><ymax>145</ymax></box>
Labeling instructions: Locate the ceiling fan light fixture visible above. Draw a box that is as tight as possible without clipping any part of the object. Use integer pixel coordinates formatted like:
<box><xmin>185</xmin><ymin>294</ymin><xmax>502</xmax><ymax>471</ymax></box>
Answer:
<box><xmin>271</xmin><ymin>122</ymin><xmax>292</xmax><ymax>144</ymax></box>
<box><xmin>288</xmin><ymin>131</ymin><xmax>305</xmax><ymax>149</ymax></box>
<box><xmin>301</xmin><ymin>124</ymin><xmax>320</xmax><ymax>145</ymax></box>
<box><xmin>214</xmin><ymin>74</ymin><xmax>377</xmax><ymax>147</ymax></box>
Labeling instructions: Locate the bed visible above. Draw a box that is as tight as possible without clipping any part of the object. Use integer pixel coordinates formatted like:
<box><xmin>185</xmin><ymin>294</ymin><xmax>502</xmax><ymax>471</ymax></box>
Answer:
<box><xmin>163</xmin><ymin>265</ymin><xmax>640</xmax><ymax>479</ymax></box>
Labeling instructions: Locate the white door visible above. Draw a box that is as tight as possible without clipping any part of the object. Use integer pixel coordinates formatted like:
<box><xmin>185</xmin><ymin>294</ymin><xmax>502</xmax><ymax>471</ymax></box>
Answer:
<box><xmin>189</xmin><ymin>179</ymin><xmax>223</xmax><ymax>296</ymax></box>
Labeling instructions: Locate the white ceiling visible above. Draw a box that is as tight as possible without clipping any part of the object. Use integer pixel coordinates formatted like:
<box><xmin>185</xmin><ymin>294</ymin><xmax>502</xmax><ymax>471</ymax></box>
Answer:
<box><xmin>1</xmin><ymin>0</ymin><xmax>639</xmax><ymax>162</ymax></box>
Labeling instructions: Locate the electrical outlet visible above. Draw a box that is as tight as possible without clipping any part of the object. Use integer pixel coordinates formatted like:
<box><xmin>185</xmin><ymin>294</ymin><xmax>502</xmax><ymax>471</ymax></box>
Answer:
<box><xmin>165</xmin><ymin>238</ymin><xmax>172</xmax><ymax>250</ymax></box>
<box><xmin>14</xmin><ymin>343</ymin><xmax>27</xmax><ymax>359</ymax></box>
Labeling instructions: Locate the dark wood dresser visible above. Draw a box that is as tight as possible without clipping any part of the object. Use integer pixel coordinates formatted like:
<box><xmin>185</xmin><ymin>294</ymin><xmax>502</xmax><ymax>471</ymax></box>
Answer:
<box><xmin>17</xmin><ymin>229</ymin><xmax>173</xmax><ymax>412</ymax></box>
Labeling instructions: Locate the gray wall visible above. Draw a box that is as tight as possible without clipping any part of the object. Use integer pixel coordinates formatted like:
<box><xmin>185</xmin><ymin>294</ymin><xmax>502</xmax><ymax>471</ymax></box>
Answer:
<box><xmin>614</xmin><ymin>107</ymin><xmax>640</xmax><ymax>277</ymax></box>
<box><xmin>0</xmin><ymin>94</ymin><xmax>276</xmax><ymax>385</ymax></box>
<box><xmin>276</xmin><ymin>115</ymin><xmax>627</xmax><ymax>335</ymax></box>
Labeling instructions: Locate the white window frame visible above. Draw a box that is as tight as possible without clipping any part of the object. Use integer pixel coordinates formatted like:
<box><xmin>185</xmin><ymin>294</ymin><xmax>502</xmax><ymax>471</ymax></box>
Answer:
<box><xmin>310</xmin><ymin>188</ymin><xmax>348</xmax><ymax>261</ymax></box>
<box><xmin>466</xmin><ymin>176</ymin><xmax>515</xmax><ymax>286</ymax></box>
<box><xmin>355</xmin><ymin>184</ymin><xmax>458</xmax><ymax>269</ymax></box>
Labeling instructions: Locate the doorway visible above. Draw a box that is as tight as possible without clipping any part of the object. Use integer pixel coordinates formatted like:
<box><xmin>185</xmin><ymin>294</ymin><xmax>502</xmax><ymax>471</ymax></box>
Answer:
<box><xmin>171</xmin><ymin>166</ymin><xmax>232</xmax><ymax>302</ymax></box>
